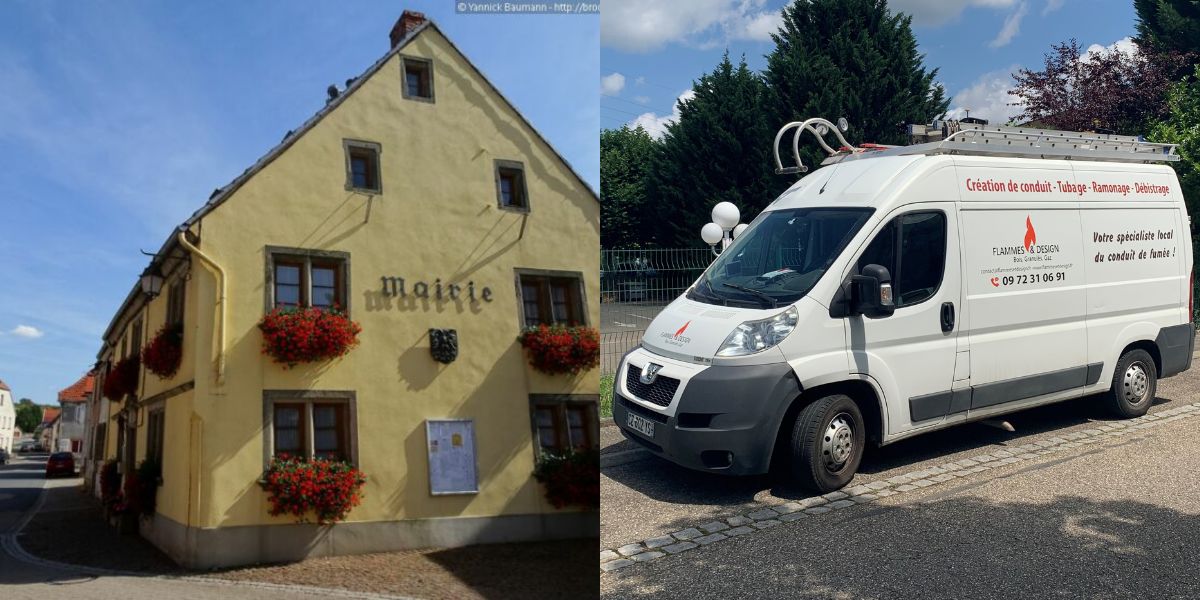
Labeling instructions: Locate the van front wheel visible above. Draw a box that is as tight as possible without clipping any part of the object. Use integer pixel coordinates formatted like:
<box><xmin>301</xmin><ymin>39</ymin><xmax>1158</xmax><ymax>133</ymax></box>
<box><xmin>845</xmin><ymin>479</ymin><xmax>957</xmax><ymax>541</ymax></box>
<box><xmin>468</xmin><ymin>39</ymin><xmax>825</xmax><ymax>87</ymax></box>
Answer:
<box><xmin>1106</xmin><ymin>349</ymin><xmax>1157</xmax><ymax>418</ymax></box>
<box><xmin>789</xmin><ymin>394</ymin><xmax>865</xmax><ymax>493</ymax></box>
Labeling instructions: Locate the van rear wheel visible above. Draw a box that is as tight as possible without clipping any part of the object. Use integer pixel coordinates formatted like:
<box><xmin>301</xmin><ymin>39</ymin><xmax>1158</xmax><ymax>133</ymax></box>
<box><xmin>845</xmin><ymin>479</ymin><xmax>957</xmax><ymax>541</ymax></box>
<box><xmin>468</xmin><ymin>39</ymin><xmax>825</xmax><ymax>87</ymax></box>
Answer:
<box><xmin>1106</xmin><ymin>349</ymin><xmax>1157</xmax><ymax>418</ymax></box>
<box><xmin>789</xmin><ymin>394</ymin><xmax>864</xmax><ymax>493</ymax></box>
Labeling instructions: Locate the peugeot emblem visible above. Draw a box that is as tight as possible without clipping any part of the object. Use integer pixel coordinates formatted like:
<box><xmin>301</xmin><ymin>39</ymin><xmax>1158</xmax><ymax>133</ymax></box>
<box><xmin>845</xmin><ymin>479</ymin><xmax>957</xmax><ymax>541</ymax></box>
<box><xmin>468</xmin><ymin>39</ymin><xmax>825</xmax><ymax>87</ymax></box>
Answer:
<box><xmin>640</xmin><ymin>363</ymin><xmax>663</xmax><ymax>385</ymax></box>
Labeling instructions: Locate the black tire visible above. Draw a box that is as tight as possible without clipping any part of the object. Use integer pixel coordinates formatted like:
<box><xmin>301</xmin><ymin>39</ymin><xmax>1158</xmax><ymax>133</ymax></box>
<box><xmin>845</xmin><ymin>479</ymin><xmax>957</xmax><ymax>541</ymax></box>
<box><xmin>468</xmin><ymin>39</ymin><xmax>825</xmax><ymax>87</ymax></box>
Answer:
<box><xmin>1106</xmin><ymin>349</ymin><xmax>1157</xmax><ymax>418</ymax></box>
<box><xmin>789</xmin><ymin>394</ymin><xmax>865</xmax><ymax>493</ymax></box>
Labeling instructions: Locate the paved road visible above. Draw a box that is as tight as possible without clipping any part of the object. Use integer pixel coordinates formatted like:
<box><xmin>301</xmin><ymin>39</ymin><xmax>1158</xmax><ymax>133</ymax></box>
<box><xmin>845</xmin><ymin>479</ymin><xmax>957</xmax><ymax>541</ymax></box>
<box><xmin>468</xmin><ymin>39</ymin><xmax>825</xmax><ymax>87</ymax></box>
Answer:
<box><xmin>0</xmin><ymin>454</ymin><xmax>387</xmax><ymax>599</ymax></box>
<box><xmin>602</xmin><ymin>364</ymin><xmax>1200</xmax><ymax>598</ymax></box>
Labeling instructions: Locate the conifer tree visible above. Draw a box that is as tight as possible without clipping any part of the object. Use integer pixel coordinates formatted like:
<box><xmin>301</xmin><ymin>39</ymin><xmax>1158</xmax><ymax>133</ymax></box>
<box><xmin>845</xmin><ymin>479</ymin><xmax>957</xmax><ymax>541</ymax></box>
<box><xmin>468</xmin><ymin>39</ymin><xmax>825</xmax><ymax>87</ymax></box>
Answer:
<box><xmin>764</xmin><ymin>0</ymin><xmax>949</xmax><ymax>174</ymax></box>
<box><xmin>648</xmin><ymin>53</ymin><xmax>779</xmax><ymax>247</ymax></box>
<box><xmin>600</xmin><ymin>125</ymin><xmax>658</xmax><ymax>249</ymax></box>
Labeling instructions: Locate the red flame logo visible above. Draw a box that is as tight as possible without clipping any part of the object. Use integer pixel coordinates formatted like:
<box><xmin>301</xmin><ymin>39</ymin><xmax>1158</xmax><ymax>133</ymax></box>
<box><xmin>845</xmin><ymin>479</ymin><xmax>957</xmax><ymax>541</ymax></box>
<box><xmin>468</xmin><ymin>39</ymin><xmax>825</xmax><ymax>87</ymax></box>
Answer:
<box><xmin>1023</xmin><ymin>216</ymin><xmax>1036</xmax><ymax>251</ymax></box>
<box><xmin>674</xmin><ymin>321</ymin><xmax>691</xmax><ymax>338</ymax></box>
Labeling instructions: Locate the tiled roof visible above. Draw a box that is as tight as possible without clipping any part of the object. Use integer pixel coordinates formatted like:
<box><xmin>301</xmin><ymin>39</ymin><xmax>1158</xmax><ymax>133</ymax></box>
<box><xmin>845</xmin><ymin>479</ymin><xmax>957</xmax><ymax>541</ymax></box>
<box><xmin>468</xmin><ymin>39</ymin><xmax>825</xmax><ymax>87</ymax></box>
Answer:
<box><xmin>0</xmin><ymin>379</ymin><xmax>8</xmax><ymax>392</ymax></box>
<box><xmin>58</xmin><ymin>372</ymin><xmax>95</xmax><ymax>403</ymax></box>
<box><xmin>40</xmin><ymin>407</ymin><xmax>60</xmax><ymax>426</ymax></box>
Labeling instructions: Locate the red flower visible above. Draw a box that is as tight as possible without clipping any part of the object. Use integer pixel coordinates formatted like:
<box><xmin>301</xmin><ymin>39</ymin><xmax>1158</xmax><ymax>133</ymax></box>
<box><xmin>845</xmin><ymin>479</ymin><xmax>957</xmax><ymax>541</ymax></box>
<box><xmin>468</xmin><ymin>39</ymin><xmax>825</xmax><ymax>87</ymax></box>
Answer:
<box><xmin>142</xmin><ymin>324</ymin><xmax>183</xmax><ymax>379</ymax></box>
<box><xmin>517</xmin><ymin>325</ymin><xmax>600</xmax><ymax>375</ymax></box>
<box><xmin>259</xmin><ymin>455</ymin><xmax>366</xmax><ymax>524</ymax></box>
<box><xmin>258</xmin><ymin>307</ymin><xmax>362</xmax><ymax>368</ymax></box>
<box><xmin>102</xmin><ymin>355</ymin><xmax>141</xmax><ymax>401</ymax></box>
<box><xmin>533</xmin><ymin>449</ymin><xmax>599</xmax><ymax>509</ymax></box>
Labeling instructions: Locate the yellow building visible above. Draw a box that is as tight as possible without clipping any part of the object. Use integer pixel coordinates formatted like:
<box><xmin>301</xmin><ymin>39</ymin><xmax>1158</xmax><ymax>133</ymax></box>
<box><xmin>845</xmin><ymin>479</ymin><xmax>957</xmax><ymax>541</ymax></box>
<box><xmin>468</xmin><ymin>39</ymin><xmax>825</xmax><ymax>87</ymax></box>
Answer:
<box><xmin>83</xmin><ymin>11</ymin><xmax>599</xmax><ymax>569</ymax></box>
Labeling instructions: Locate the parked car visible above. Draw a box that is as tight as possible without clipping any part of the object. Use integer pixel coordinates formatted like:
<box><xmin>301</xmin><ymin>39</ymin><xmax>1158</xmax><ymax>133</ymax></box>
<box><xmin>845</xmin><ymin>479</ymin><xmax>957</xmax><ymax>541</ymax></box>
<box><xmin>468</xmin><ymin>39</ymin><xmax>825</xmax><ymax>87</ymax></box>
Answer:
<box><xmin>45</xmin><ymin>452</ymin><xmax>75</xmax><ymax>478</ymax></box>
<box><xmin>0</xmin><ymin>449</ymin><xmax>9</xmax><ymax>464</ymax></box>
<box><xmin>18</xmin><ymin>442</ymin><xmax>33</xmax><ymax>453</ymax></box>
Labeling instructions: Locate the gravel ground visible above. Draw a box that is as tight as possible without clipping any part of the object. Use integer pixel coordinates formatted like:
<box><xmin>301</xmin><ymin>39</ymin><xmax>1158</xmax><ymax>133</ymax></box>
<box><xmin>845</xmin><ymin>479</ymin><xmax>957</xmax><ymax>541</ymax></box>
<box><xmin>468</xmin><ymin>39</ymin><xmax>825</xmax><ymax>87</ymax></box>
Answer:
<box><xmin>21</xmin><ymin>484</ymin><xmax>598</xmax><ymax>599</ymax></box>
<box><xmin>600</xmin><ymin>365</ymin><xmax>1200</xmax><ymax>550</ymax></box>
<box><xmin>602</xmin><ymin>410</ymin><xmax>1200</xmax><ymax>599</ymax></box>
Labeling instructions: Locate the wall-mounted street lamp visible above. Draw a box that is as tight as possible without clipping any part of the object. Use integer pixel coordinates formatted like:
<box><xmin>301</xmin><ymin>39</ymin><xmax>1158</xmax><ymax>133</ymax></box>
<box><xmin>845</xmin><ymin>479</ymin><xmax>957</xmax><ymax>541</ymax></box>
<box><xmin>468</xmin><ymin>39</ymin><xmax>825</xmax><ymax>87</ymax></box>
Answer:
<box><xmin>140</xmin><ymin>266</ymin><xmax>164</xmax><ymax>299</ymax></box>
<box><xmin>701</xmin><ymin>201</ymin><xmax>746</xmax><ymax>256</ymax></box>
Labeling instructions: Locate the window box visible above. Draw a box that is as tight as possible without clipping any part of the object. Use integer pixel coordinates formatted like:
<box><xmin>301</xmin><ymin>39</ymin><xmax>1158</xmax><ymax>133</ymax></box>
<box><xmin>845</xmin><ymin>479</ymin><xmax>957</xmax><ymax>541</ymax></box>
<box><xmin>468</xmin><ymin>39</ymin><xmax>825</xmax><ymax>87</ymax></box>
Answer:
<box><xmin>518</xmin><ymin>325</ymin><xmax>600</xmax><ymax>375</ymax></box>
<box><xmin>102</xmin><ymin>356</ymin><xmax>140</xmax><ymax>402</ymax></box>
<box><xmin>142</xmin><ymin>324</ymin><xmax>183</xmax><ymax>380</ymax></box>
<box><xmin>533</xmin><ymin>449</ymin><xmax>598</xmax><ymax>510</ymax></box>
<box><xmin>260</xmin><ymin>455</ymin><xmax>366</xmax><ymax>524</ymax></box>
<box><xmin>258</xmin><ymin>308</ymin><xmax>362</xmax><ymax>368</ymax></box>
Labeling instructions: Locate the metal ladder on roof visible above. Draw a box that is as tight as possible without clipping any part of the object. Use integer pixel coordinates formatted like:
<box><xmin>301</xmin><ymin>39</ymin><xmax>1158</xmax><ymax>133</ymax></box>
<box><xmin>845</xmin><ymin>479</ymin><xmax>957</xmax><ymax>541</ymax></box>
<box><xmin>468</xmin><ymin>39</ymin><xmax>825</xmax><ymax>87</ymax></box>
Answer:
<box><xmin>773</xmin><ymin>118</ymin><xmax>1180</xmax><ymax>176</ymax></box>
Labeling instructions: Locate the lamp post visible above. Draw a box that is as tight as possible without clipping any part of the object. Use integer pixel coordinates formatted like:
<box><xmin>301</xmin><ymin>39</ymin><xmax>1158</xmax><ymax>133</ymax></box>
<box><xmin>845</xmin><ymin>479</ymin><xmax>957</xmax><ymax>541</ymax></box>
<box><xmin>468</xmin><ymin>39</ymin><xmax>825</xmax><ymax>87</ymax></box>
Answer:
<box><xmin>702</xmin><ymin>201</ymin><xmax>746</xmax><ymax>256</ymax></box>
<box><xmin>140</xmin><ymin>266</ymin><xmax>164</xmax><ymax>299</ymax></box>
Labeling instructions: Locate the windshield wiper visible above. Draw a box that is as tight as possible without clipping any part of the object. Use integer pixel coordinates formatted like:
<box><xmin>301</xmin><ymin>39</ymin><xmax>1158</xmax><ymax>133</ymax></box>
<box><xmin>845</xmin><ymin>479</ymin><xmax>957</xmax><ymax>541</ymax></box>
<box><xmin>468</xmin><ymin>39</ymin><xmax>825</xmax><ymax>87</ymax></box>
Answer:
<box><xmin>690</xmin><ymin>278</ymin><xmax>728</xmax><ymax>305</ymax></box>
<box><xmin>721</xmin><ymin>283</ymin><xmax>777</xmax><ymax>308</ymax></box>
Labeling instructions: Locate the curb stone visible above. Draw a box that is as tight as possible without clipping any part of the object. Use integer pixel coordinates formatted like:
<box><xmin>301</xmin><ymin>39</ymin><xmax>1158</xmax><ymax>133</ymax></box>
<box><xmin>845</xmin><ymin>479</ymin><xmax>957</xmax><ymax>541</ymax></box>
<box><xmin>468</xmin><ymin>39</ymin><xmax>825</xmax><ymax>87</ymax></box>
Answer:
<box><xmin>599</xmin><ymin>401</ymin><xmax>1200</xmax><ymax>573</ymax></box>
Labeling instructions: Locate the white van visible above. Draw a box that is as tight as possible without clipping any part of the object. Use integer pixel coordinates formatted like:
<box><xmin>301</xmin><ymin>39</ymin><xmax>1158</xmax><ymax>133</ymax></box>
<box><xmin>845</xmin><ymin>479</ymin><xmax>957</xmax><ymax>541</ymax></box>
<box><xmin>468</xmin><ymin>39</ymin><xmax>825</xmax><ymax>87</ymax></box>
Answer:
<box><xmin>615</xmin><ymin>118</ymin><xmax>1195</xmax><ymax>492</ymax></box>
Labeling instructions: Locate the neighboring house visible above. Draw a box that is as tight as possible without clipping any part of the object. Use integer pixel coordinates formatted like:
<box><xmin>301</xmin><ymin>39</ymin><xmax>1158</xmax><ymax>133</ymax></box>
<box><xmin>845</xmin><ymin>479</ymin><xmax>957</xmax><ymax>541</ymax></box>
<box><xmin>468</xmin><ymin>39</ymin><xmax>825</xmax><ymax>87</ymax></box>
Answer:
<box><xmin>38</xmin><ymin>407</ymin><xmax>60</xmax><ymax>451</ymax></box>
<box><xmin>0</xmin><ymin>380</ymin><xmax>14</xmax><ymax>453</ymax></box>
<box><xmin>91</xmin><ymin>11</ymin><xmax>598</xmax><ymax>569</ymax></box>
<box><xmin>39</xmin><ymin>410</ymin><xmax>60</xmax><ymax>451</ymax></box>
<box><xmin>57</xmin><ymin>372</ymin><xmax>93</xmax><ymax>455</ymax></box>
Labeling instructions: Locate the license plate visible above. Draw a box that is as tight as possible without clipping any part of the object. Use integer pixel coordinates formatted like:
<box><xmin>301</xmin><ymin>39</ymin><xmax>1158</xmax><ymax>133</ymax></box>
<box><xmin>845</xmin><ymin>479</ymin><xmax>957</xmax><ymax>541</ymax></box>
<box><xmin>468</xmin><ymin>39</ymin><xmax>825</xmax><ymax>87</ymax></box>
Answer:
<box><xmin>626</xmin><ymin>412</ymin><xmax>655</xmax><ymax>438</ymax></box>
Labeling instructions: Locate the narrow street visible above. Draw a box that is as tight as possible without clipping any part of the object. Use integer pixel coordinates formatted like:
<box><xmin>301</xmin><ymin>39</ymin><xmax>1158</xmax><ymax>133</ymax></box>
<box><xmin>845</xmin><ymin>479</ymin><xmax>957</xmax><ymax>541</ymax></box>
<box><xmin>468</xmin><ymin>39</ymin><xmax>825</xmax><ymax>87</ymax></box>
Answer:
<box><xmin>0</xmin><ymin>454</ymin><xmax>397</xmax><ymax>600</ymax></box>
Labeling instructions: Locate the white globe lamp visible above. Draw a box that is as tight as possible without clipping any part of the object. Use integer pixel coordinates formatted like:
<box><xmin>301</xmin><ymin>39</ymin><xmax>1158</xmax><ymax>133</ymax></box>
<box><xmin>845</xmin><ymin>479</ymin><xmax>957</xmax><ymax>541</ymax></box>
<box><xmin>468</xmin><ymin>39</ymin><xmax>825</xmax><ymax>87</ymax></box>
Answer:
<box><xmin>711</xmin><ymin>202</ymin><xmax>740</xmax><ymax>231</ymax></box>
<box><xmin>701</xmin><ymin>222</ymin><xmax>724</xmax><ymax>246</ymax></box>
<box><xmin>732</xmin><ymin>223</ymin><xmax>748</xmax><ymax>239</ymax></box>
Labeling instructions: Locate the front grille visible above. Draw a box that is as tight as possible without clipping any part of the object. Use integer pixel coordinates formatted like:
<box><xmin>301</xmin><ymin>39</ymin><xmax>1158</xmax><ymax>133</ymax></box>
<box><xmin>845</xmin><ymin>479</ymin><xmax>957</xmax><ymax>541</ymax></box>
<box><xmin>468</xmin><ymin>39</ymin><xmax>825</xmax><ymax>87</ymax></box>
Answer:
<box><xmin>618</xmin><ymin>395</ymin><xmax>668</xmax><ymax>424</ymax></box>
<box><xmin>625</xmin><ymin>364</ymin><xmax>681</xmax><ymax>408</ymax></box>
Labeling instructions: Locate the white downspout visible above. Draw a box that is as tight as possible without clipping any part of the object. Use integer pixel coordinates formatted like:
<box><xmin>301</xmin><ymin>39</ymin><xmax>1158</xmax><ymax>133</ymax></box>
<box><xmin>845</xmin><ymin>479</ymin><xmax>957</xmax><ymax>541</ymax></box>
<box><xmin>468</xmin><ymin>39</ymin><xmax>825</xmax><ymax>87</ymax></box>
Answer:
<box><xmin>177</xmin><ymin>232</ymin><xmax>226</xmax><ymax>386</ymax></box>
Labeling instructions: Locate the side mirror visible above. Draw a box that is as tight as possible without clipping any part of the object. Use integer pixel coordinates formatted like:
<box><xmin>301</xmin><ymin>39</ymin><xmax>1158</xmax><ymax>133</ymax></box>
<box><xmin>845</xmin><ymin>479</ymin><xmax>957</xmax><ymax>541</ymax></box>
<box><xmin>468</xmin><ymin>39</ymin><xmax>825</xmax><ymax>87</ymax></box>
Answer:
<box><xmin>849</xmin><ymin>264</ymin><xmax>895</xmax><ymax>318</ymax></box>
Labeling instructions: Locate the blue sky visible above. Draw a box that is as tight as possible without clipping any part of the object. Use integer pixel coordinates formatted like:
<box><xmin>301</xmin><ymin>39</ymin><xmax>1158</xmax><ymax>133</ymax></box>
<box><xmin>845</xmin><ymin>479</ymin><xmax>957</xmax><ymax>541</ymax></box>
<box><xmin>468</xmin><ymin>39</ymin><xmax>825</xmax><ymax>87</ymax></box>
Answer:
<box><xmin>0</xmin><ymin>1</ymin><xmax>598</xmax><ymax>404</ymax></box>
<box><xmin>601</xmin><ymin>0</ymin><xmax>1138</xmax><ymax>136</ymax></box>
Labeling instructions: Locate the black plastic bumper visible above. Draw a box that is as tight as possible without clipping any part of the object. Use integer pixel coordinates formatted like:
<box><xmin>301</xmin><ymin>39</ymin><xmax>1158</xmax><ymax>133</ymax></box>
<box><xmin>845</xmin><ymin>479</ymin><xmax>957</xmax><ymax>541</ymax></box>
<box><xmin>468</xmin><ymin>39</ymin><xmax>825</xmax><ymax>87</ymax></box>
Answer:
<box><xmin>613</xmin><ymin>361</ymin><xmax>801</xmax><ymax>475</ymax></box>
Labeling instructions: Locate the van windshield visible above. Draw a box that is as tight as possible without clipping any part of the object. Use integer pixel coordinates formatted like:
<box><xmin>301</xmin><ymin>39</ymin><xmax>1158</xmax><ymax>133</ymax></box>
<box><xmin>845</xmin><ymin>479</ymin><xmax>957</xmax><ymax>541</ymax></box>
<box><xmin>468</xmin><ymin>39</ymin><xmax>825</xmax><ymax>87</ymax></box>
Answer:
<box><xmin>689</xmin><ymin>207</ymin><xmax>874</xmax><ymax>308</ymax></box>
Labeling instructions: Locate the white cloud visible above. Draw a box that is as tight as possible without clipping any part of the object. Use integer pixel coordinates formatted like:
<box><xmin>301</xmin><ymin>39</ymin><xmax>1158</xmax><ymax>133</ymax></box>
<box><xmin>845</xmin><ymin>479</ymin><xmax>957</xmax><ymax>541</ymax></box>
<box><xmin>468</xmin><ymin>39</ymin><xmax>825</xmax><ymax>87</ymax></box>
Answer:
<box><xmin>633</xmin><ymin>95</ymin><xmax>651</xmax><ymax>104</ymax></box>
<box><xmin>944</xmin><ymin>66</ymin><xmax>1024</xmax><ymax>125</ymax></box>
<box><xmin>1083</xmin><ymin>36</ymin><xmax>1137</xmax><ymax>59</ymax></box>
<box><xmin>10</xmin><ymin>325</ymin><xmax>44</xmax><ymax>339</ymax></box>
<box><xmin>635</xmin><ymin>76</ymin><xmax>646</xmax><ymax>85</ymax></box>
<box><xmin>1042</xmin><ymin>0</ymin><xmax>1066</xmax><ymax>15</ymax></box>
<box><xmin>601</xmin><ymin>72</ymin><xmax>626</xmax><ymax>95</ymax></box>
<box><xmin>601</xmin><ymin>0</ymin><xmax>782</xmax><ymax>53</ymax></box>
<box><xmin>889</xmin><ymin>0</ymin><xmax>1019</xmax><ymax>27</ymax></box>
<box><xmin>989</xmin><ymin>1</ymin><xmax>1028</xmax><ymax>48</ymax></box>
<box><xmin>629</xmin><ymin>90</ymin><xmax>696</xmax><ymax>139</ymax></box>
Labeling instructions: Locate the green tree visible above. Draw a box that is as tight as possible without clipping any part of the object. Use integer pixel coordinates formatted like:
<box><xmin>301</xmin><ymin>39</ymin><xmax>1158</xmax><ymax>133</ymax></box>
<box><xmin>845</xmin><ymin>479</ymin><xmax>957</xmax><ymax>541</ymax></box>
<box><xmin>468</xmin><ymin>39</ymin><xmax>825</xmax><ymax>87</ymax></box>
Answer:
<box><xmin>1135</xmin><ymin>0</ymin><xmax>1200</xmax><ymax>57</ymax></box>
<box><xmin>764</xmin><ymin>0</ymin><xmax>949</xmax><ymax>174</ymax></box>
<box><xmin>15</xmin><ymin>398</ymin><xmax>42</xmax><ymax>433</ymax></box>
<box><xmin>649</xmin><ymin>53</ymin><xmax>780</xmax><ymax>247</ymax></box>
<box><xmin>600</xmin><ymin>125</ymin><xmax>658</xmax><ymax>248</ymax></box>
<box><xmin>1150</xmin><ymin>66</ymin><xmax>1200</xmax><ymax>234</ymax></box>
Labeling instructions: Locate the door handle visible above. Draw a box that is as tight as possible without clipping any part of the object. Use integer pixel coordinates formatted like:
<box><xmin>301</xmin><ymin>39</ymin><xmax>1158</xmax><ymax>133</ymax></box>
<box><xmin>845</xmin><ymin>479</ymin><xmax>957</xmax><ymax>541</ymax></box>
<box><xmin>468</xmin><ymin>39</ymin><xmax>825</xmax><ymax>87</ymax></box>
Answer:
<box><xmin>940</xmin><ymin>302</ymin><xmax>955</xmax><ymax>332</ymax></box>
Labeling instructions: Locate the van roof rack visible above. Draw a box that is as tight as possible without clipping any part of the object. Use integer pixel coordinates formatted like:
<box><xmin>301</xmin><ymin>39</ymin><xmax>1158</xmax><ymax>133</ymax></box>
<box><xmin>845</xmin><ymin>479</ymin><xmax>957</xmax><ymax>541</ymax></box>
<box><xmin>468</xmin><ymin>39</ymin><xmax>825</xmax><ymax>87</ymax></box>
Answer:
<box><xmin>774</xmin><ymin>118</ymin><xmax>1179</xmax><ymax>175</ymax></box>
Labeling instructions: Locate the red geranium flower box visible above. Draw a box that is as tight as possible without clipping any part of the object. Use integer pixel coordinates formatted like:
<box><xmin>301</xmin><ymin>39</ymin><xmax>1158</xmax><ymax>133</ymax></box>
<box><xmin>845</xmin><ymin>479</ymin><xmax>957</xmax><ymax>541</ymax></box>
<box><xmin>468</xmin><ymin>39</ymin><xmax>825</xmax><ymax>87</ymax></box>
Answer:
<box><xmin>260</xmin><ymin>455</ymin><xmax>366</xmax><ymax>524</ymax></box>
<box><xmin>533</xmin><ymin>449</ymin><xmax>599</xmax><ymax>509</ymax></box>
<box><xmin>517</xmin><ymin>325</ymin><xmax>600</xmax><ymax>375</ymax></box>
<box><xmin>103</xmin><ymin>355</ymin><xmax>140</xmax><ymax>402</ymax></box>
<box><xmin>142</xmin><ymin>324</ymin><xmax>183</xmax><ymax>379</ymax></box>
<box><xmin>258</xmin><ymin>307</ymin><xmax>362</xmax><ymax>368</ymax></box>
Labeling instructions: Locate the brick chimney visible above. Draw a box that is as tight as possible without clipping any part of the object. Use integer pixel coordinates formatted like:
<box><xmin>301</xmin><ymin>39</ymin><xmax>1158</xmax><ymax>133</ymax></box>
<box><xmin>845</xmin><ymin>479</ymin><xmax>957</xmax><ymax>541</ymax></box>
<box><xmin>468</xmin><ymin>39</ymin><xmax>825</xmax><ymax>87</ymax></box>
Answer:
<box><xmin>389</xmin><ymin>10</ymin><xmax>427</xmax><ymax>49</ymax></box>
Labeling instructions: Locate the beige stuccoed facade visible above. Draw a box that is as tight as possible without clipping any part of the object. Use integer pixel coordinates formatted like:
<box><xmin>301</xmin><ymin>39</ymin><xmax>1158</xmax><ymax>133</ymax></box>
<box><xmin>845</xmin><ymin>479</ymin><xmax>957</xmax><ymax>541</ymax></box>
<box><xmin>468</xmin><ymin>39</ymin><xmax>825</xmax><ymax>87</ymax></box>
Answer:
<box><xmin>84</xmin><ymin>12</ymin><xmax>599</xmax><ymax>569</ymax></box>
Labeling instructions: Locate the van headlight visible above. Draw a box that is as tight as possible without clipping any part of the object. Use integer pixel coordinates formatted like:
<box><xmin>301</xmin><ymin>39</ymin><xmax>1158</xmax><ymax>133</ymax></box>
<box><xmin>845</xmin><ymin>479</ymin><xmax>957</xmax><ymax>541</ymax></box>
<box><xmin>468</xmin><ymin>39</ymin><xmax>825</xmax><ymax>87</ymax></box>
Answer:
<box><xmin>716</xmin><ymin>306</ymin><xmax>799</xmax><ymax>357</ymax></box>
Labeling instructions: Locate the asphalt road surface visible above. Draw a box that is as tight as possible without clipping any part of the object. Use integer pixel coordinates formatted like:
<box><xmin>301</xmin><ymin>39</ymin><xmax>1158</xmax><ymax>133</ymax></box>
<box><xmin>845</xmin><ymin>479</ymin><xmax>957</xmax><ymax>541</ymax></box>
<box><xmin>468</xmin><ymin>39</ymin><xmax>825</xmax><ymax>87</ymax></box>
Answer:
<box><xmin>0</xmin><ymin>454</ymin><xmax>374</xmax><ymax>600</ymax></box>
<box><xmin>601</xmin><ymin>361</ymin><xmax>1200</xmax><ymax>599</ymax></box>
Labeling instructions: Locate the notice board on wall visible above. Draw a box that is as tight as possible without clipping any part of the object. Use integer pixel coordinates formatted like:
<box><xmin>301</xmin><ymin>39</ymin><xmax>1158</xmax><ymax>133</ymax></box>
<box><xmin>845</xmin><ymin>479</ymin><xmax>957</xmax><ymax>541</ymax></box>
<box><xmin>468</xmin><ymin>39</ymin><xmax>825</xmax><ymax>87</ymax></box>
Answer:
<box><xmin>425</xmin><ymin>419</ymin><xmax>479</xmax><ymax>495</ymax></box>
